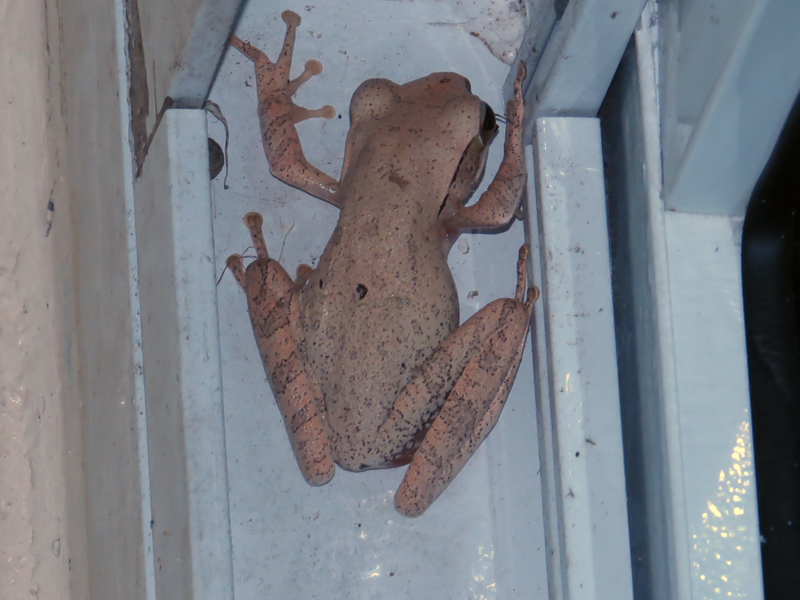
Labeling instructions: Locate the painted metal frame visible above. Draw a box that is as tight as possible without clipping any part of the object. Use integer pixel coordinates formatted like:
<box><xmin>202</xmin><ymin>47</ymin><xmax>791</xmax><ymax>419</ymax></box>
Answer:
<box><xmin>598</xmin><ymin>2</ymin><xmax>766</xmax><ymax>598</ymax></box>
<box><xmin>520</xmin><ymin>0</ymin><xmax>770</xmax><ymax>597</ymax></box>
<box><xmin>515</xmin><ymin>1</ymin><xmax>650</xmax><ymax>598</ymax></box>
<box><xmin>659</xmin><ymin>0</ymin><xmax>800</xmax><ymax>216</ymax></box>
<box><xmin>135</xmin><ymin>110</ymin><xmax>234</xmax><ymax>600</ymax></box>
<box><xmin>527</xmin><ymin>122</ymin><xmax>633</xmax><ymax>600</ymax></box>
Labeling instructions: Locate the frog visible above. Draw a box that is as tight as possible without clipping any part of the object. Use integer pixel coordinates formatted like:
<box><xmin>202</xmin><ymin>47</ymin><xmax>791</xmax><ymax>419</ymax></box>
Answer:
<box><xmin>226</xmin><ymin>10</ymin><xmax>537</xmax><ymax>517</ymax></box>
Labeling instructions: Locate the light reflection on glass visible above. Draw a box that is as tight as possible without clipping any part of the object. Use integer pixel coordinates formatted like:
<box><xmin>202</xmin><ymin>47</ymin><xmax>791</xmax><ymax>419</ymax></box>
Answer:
<box><xmin>469</xmin><ymin>544</ymin><xmax>496</xmax><ymax>600</ymax></box>
<box><xmin>690</xmin><ymin>421</ymin><xmax>756</xmax><ymax>598</ymax></box>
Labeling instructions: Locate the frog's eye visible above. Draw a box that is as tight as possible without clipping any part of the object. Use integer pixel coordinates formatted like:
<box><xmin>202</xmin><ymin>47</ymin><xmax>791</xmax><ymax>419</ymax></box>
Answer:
<box><xmin>480</xmin><ymin>102</ymin><xmax>497</xmax><ymax>143</ymax></box>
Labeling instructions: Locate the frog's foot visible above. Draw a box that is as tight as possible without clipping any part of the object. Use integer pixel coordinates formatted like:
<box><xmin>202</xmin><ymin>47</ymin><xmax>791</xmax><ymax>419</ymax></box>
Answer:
<box><xmin>445</xmin><ymin>62</ymin><xmax>527</xmax><ymax>231</ymax></box>
<box><xmin>229</xmin><ymin>212</ymin><xmax>335</xmax><ymax>485</ymax></box>
<box><xmin>230</xmin><ymin>11</ymin><xmax>340</xmax><ymax>206</ymax></box>
<box><xmin>381</xmin><ymin>245</ymin><xmax>537</xmax><ymax>517</ymax></box>
<box><xmin>295</xmin><ymin>263</ymin><xmax>314</xmax><ymax>287</ymax></box>
<box><xmin>229</xmin><ymin>13</ymin><xmax>335</xmax><ymax>121</ymax></box>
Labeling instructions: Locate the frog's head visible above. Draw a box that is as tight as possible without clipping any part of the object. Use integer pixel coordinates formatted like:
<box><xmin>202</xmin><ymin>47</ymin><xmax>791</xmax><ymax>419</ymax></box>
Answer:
<box><xmin>399</xmin><ymin>73</ymin><xmax>501</xmax><ymax>222</ymax></box>
<box><xmin>342</xmin><ymin>72</ymin><xmax>500</xmax><ymax>212</ymax></box>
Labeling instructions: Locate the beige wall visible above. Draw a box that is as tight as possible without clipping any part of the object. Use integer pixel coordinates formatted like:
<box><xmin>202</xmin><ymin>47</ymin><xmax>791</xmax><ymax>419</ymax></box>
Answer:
<box><xmin>0</xmin><ymin>0</ymin><xmax>238</xmax><ymax>598</ymax></box>
<box><xmin>0</xmin><ymin>0</ymin><xmax>81</xmax><ymax>597</ymax></box>
<box><xmin>0</xmin><ymin>0</ymin><xmax>239</xmax><ymax>598</ymax></box>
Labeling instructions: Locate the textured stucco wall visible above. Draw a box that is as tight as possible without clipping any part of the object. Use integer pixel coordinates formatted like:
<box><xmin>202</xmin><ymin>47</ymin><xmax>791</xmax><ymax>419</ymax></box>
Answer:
<box><xmin>0</xmin><ymin>0</ymin><xmax>80</xmax><ymax>597</ymax></box>
<box><xmin>1</xmin><ymin>0</ymin><xmax>243</xmax><ymax>597</ymax></box>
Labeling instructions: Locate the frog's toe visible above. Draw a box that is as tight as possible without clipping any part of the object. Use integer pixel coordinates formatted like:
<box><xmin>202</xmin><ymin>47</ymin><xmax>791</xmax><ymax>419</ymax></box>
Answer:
<box><xmin>516</xmin><ymin>60</ymin><xmax>527</xmax><ymax>83</ymax></box>
<box><xmin>244</xmin><ymin>212</ymin><xmax>269</xmax><ymax>259</ymax></box>
<box><xmin>305</xmin><ymin>60</ymin><xmax>323</xmax><ymax>76</ymax></box>
<box><xmin>226</xmin><ymin>254</ymin><xmax>246</xmax><ymax>288</ymax></box>
<box><xmin>244</xmin><ymin>211</ymin><xmax>263</xmax><ymax>228</ymax></box>
<box><xmin>290</xmin><ymin>104</ymin><xmax>336</xmax><ymax>123</ymax></box>
<box><xmin>286</xmin><ymin>59</ymin><xmax>333</xmax><ymax>103</ymax></box>
<box><xmin>281</xmin><ymin>9</ymin><xmax>301</xmax><ymax>28</ymax></box>
<box><xmin>526</xmin><ymin>285</ymin><xmax>540</xmax><ymax>305</ymax></box>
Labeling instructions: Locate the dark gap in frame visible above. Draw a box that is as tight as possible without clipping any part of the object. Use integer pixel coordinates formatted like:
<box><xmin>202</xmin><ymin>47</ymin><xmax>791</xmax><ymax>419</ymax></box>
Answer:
<box><xmin>742</xmin><ymin>87</ymin><xmax>800</xmax><ymax>600</ymax></box>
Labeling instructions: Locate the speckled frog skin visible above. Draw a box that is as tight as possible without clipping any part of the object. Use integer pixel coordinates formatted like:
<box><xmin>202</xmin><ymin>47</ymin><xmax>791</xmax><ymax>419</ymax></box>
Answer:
<box><xmin>227</xmin><ymin>10</ymin><xmax>537</xmax><ymax>517</ymax></box>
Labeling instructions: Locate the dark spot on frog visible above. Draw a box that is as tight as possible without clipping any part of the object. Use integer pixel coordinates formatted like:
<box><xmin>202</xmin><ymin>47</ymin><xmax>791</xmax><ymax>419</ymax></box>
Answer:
<box><xmin>319</xmin><ymin>278</ymin><xmax>324</xmax><ymax>289</ymax></box>
<box><xmin>356</xmin><ymin>284</ymin><xmax>368</xmax><ymax>299</ymax></box>
<box><xmin>389</xmin><ymin>171</ymin><xmax>409</xmax><ymax>189</ymax></box>
<box><xmin>610</xmin><ymin>11</ymin><xmax>617</xmax><ymax>18</ymax></box>
<box><xmin>575</xmin><ymin>451</ymin><xmax>580</xmax><ymax>457</ymax></box>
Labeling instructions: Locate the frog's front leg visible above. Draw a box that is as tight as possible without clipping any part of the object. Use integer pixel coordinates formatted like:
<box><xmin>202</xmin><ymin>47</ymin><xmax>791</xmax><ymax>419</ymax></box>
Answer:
<box><xmin>227</xmin><ymin>212</ymin><xmax>335</xmax><ymax>485</ymax></box>
<box><xmin>230</xmin><ymin>10</ymin><xmax>341</xmax><ymax>207</ymax></box>
<box><xmin>445</xmin><ymin>62</ymin><xmax>528</xmax><ymax>231</ymax></box>
<box><xmin>378</xmin><ymin>246</ymin><xmax>538</xmax><ymax>517</ymax></box>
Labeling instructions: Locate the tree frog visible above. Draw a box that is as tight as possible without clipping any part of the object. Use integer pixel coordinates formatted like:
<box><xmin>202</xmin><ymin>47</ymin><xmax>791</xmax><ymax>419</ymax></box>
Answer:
<box><xmin>226</xmin><ymin>10</ymin><xmax>537</xmax><ymax>517</ymax></box>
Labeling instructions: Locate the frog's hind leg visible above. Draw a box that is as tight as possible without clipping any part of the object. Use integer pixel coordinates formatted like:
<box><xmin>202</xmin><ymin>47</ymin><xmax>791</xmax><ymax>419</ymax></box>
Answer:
<box><xmin>387</xmin><ymin>246</ymin><xmax>538</xmax><ymax>517</ymax></box>
<box><xmin>227</xmin><ymin>212</ymin><xmax>335</xmax><ymax>486</ymax></box>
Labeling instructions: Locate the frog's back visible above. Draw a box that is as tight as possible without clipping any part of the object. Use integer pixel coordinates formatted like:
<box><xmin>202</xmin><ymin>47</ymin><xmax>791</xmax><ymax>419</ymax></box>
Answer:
<box><xmin>300</xmin><ymin>209</ymin><xmax>458</xmax><ymax>470</ymax></box>
<box><xmin>297</xmin><ymin>69</ymin><xmax>483</xmax><ymax>468</ymax></box>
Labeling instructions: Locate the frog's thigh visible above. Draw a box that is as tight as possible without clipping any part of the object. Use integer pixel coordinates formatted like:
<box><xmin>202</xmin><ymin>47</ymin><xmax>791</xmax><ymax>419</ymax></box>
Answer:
<box><xmin>238</xmin><ymin>236</ymin><xmax>335</xmax><ymax>487</ymax></box>
<box><xmin>393</xmin><ymin>296</ymin><xmax>533</xmax><ymax>518</ymax></box>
